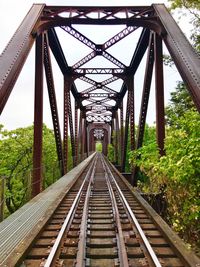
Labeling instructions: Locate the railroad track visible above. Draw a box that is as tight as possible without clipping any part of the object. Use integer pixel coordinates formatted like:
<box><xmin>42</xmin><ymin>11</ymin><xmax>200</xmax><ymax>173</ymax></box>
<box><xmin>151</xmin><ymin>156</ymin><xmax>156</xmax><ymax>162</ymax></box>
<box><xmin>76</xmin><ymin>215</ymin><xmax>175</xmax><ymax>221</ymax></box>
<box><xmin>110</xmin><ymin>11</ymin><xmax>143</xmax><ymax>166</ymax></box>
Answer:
<box><xmin>9</xmin><ymin>153</ymin><xmax>200</xmax><ymax>266</ymax></box>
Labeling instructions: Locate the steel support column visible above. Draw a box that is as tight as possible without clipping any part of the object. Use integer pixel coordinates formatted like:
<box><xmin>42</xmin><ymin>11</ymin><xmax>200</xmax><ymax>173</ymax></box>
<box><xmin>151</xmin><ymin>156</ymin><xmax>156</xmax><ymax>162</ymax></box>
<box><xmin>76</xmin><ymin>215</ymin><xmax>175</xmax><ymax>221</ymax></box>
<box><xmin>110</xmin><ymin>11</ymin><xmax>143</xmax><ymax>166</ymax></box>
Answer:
<box><xmin>78</xmin><ymin>110</ymin><xmax>83</xmax><ymax>163</ymax></box>
<box><xmin>136</xmin><ymin>32</ymin><xmax>154</xmax><ymax>149</ymax></box>
<box><xmin>121</xmin><ymin>76</ymin><xmax>134</xmax><ymax>172</ymax></box>
<box><xmin>89</xmin><ymin>129</ymin><xmax>94</xmax><ymax>153</ymax></box>
<box><xmin>121</xmin><ymin>90</ymin><xmax>130</xmax><ymax>172</ymax></box>
<box><xmin>68</xmin><ymin>90</ymin><xmax>76</xmax><ymax>166</ymax></box>
<box><xmin>43</xmin><ymin>34</ymin><xmax>64</xmax><ymax>176</ymax></box>
<box><xmin>115</xmin><ymin>111</ymin><xmax>120</xmax><ymax>164</ymax></box>
<box><xmin>133</xmin><ymin>33</ymin><xmax>154</xmax><ymax>186</ymax></box>
<box><xmin>102</xmin><ymin>130</ymin><xmax>108</xmax><ymax>156</ymax></box>
<box><xmin>63</xmin><ymin>76</ymin><xmax>70</xmax><ymax>173</ymax></box>
<box><xmin>74</xmin><ymin>103</ymin><xmax>78</xmax><ymax>166</ymax></box>
<box><xmin>120</xmin><ymin>102</ymin><xmax>124</xmax><ymax>169</ymax></box>
<box><xmin>110</xmin><ymin>115</ymin><xmax>114</xmax><ymax>145</ymax></box>
<box><xmin>128</xmin><ymin>78</ymin><xmax>135</xmax><ymax>151</ymax></box>
<box><xmin>80</xmin><ymin>113</ymin><xmax>85</xmax><ymax>160</ymax></box>
<box><xmin>154</xmin><ymin>33</ymin><xmax>165</xmax><ymax>156</ymax></box>
<box><xmin>84</xmin><ymin>119</ymin><xmax>88</xmax><ymax>157</ymax></box>
<box><xmin>32</xmin><ymin>34</ymin><xmax>44</xmax><ymax>197</ymax></box>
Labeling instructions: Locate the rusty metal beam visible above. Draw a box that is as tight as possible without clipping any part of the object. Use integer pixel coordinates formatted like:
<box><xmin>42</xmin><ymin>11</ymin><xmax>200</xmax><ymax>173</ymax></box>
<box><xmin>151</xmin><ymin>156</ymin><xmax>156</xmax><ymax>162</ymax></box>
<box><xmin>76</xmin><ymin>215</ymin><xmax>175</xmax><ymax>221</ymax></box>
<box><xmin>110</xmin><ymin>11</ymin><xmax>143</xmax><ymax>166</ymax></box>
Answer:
<box><xmin>136</xmin><ymin>32</ymin><xmax>154</xmax><ymax>149</ymax></box>
<box><xmin>154</xmin><ymin>4</ymin><xmax>200</xmax><ymax>112</ymax></box>
<box><xmin>103</xmin><ymin>26</ymin><xmax>139</xmax><ymax>50</ymax></box>
<box><xmin>62</xmin><ymin>24</ymin><xmax>133</xmax><ymax>70</ymax></box>
<box><xmin>80</xmin><ymin>113</ymin><xmax>84</xmax><ymax>160</ymax></box>
<box><xmin>47</xmin><ymin>28</ymin><xmax>82</xmax><ymax>108</ymax></box>
<box><xmin>84</xmin><ymin>119</ymin><xmax>88</xmax><ymax>157</ymax></box>
<box><xmin>128</xmin><ymin>77</ymin><xmax>135</xmax><ymax>151</ymax></box>
<box><xmin>74</xmin><ymin>104</ymin><xmax>78</xmax><ymax>166</ymax></box>
<box><xmin>43</xmin><ymin>34</ymin><xmax>64</xmax><ymax>176</ymax></box>
<box><xmin>116</xmin><ymin>29</ymin><xmax>150</xmax><ymax>108</ymax></box>
<box><xmin>63</xmin><ymin>76</ymin><xmax>70</xmax><ymax>173</ymax></box>
<box><xmin>83</xmin><ymin>122</ymin><xmax>87</xmax><ymax>159</ymax></box>
<box><xmin>0</xmin><ymin>4</ymin><xmax>44</xmax><ymax>114</ymax></box>
<box><xmin>67</xmin><ymin>84</ymin><xmax>76</xmax><ymax>167</ymax></box>
<box><xmin>154</xmin><ymin>33</ymin><xmax>165</xmax><ymax>156</ymax></box>
<box><xmin>133</xmin><ymin>32</ymin><xmax>155</xmax><ymax>186</ymax></box>
<box><xmin>115</xmin><ymin>110</ymin><xmax>120</xmax><ymax>164</ymax></box>
<box><xmin>121</xmin><ymin>90</ymin><xmax>130</xmax><ymax>172</ymax></box>
<box><xmin>120</xmin><ymin>102</ymin><xmax>124</xmax><ymax>169</ymax></box>
<box><xmin>32</xmin><ymin>34</ymin><xmax>44</xmax><ymax>197</ymax></box>
<box><xmin>44</xmin><ymin>6</ymin><xmax>152</xmax><ymax>16</ymax></box>
<box><xmin>110</xmin><ymin>115</ymin><xmax>114</xmax><ymax>145</ymax></box>
<box><xmin>73</xmin><ymin>68</ymin><xmax>124</xmax><ymax>75</ymax></box>
<box><xmin>78</xmin><ymin>111</ymin><xmax>83</xmax><ymax>163</ymax></box>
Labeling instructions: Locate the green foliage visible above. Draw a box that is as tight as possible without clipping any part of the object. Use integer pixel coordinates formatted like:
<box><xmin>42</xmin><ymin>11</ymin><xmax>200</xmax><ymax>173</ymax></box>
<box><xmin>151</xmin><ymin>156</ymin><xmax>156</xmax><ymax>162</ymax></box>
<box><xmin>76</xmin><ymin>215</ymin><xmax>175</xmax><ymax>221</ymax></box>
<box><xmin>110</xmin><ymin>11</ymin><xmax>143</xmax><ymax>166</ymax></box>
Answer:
<box><xmin>107</xmin><ymin>144</ymin><xmax>115</xmax><ymax>162</ymax></box>
<box><xmin>166</xmin><ymin>81</ymin><xmax>196</xmax><ymax>126</ymax></box>
<box><xmin>169</xmin><ymin>0</ymin><xmax>200</xmax><ymax>10</ymax></box>
<box><xmin>129</xmin><ymin>110</ymin><xmax>200</xmax><ymax>247</ymax></box>
<box><xmin>169</xmin><ymin>0</ymin><xmax>200</xmax><ymax>52</ymax></box>
<box><xmin>0</xmin><ymin>124</ymin><xmax>63</xmax><ymax>215</ymax></box>
<box><xmin>95</xmin><ymin>142</ymin><xmax>102</xmax><ymax>152</ymax></box>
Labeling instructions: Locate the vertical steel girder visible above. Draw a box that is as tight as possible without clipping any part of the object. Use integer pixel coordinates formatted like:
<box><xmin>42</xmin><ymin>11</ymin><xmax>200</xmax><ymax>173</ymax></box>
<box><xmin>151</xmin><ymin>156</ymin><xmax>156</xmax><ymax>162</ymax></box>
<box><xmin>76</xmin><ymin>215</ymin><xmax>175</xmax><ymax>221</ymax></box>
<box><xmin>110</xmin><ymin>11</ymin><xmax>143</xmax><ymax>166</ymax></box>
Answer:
<box><xmin>63</xmin><ymin>76</ymin><xmax>70</xmax><ymax>173</ymax></box>
<box><xmin>63</xmin><ymin>76</ymin><xmax>76</xmax><ymax>168</ymax></box>
<box><xmin>121</xmin><ymin>77</ymin><xmax>135</xmax><ymax>172</ymax></box>
<box><xmin>88</xmin><ymin>130</ymin><xmax>92</xmax><ymax>152</ymax></box>
<box><xmin>128</xmin><ymin>78</ymin><xmax>135</xmax><ymax>151</ymax></box>
<box><xmin>78</xmin><ymin>110</ymin><xmax>83</xmax><ymax>163</ymax></box>
<box><xmin>120</xmin><ymin>102</ymin><xmax>124</xmax><ymax>168</ymax></box>
<box><xmin>115</xmin><ymin>111</ymin><xmax>120</xmax><ymax>164</ymax></box>
<box><xmin>80</xmin><ymin>113</ymin><xmax>85</xmax><ymax>160</ymax></box>
<box><xmin>154</xmin><ymin>33</ymin><xmax>165</xmax><ymax>156</ymax></box>
<box><xmin>110</xmin><ymin>115</ymin><xmax>114</xmax><ymax>145</ymax></box>
<box><xmin>68</xmin><ymin>89</ymin><xmax>75</xmax><ymax>166</ymax></box>
<box><xmin>32</xmin><ymin>34</ymin><xmax>44</xmax><ymax>197</ymax></box>
<box><xmin>74</xmin><ymin>104</ymin><xmax>78</xmax><ymax>166</ymax></box>
<box><xmin>136</xmin><ymin>32</ymin><xmax>154</xmax><ymax>149</ymax></box>
<box><xmin>132</xmin><ymin>33</ymin><xmax>154</xmax><ymax>186</ymax></box>
<box><xmin>102</xmin><ymin>130</ymin><xmax>109</xmax><ymax>156</ymax></box>
<box><xmin>84</xmin><ymin>118</ymin><xmax>88</xmax><ymax>157</ymax></box>
<box><xmin>0</xmin><ymin>4</ymin><xmax>44</xmax><ymax>114</ymax></box>
<box><xmin>121</xmin><ymin>90</ymin><xmax>130</xmax><ymax>172</ymax></box>
<box><xmin>43</xmin><ymin>34</ymin><xmax>64</xmax><ymax>176</ymax></box>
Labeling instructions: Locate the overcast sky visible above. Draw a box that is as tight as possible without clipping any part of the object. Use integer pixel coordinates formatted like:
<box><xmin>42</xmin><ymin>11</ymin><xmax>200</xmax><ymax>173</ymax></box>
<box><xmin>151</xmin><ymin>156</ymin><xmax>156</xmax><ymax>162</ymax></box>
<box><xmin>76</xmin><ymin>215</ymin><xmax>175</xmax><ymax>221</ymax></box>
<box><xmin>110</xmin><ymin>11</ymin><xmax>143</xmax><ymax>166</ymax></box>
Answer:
<box><xmin>0</xmin><ymin>0</ymin><xmax>190</xmax><ymax>131</ymax></box>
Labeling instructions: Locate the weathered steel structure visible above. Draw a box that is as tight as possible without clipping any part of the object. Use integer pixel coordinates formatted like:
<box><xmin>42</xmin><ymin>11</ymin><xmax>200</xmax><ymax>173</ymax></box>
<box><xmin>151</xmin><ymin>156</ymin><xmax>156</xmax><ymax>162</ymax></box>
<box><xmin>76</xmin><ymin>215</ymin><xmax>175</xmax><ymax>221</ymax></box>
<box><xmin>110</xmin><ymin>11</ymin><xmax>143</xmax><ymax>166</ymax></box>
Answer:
<box><xmin>0</xmin><ymin>4</ymin><xmax>200</xmax><ymax>196</ymax></box>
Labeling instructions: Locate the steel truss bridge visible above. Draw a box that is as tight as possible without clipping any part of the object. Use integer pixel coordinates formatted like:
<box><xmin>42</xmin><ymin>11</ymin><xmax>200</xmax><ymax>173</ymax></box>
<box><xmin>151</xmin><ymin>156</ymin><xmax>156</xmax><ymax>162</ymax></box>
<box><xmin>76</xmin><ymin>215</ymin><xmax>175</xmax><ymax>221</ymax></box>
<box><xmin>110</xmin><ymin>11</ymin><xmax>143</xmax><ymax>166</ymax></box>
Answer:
<box><xmin>1</xmin><ymin>4</ymin><xmax>200</xmax><ymax>194</ymax></box>
<box><xmin>0</xmin><ymin>4</ymin><xmax>200</xmax><ymax>266</ymax></box>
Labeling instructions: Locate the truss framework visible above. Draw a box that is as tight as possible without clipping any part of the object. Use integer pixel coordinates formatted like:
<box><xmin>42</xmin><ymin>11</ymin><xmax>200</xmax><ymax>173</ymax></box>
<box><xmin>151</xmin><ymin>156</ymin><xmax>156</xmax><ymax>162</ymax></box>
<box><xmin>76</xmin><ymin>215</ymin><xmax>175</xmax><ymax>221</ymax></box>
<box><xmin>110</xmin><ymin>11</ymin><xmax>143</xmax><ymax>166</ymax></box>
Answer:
<box><xmin>0</xmin><ymin>4</ymin><xmax>200</xmax><ymax>193</ymax></box>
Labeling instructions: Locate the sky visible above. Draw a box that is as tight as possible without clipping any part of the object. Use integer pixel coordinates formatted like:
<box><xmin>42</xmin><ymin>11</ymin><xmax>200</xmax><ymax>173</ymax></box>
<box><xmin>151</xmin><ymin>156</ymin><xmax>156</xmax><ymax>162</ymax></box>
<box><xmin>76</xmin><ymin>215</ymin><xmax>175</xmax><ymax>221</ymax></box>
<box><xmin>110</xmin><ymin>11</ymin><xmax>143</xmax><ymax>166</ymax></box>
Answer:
<box><xmin>0</xmin><ymin>0</ymin><xmax>191</xmax><ymax>131</ymax></box>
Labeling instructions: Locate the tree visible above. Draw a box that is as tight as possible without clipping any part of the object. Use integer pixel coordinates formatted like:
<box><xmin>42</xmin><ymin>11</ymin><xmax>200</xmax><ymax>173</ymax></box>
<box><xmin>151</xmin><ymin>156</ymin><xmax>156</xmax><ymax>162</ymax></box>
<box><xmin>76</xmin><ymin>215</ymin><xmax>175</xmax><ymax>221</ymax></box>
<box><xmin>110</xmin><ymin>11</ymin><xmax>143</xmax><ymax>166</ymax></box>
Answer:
<box><xmin>165</xmin><ymin>81</ymin><xmax>196</xmax><ymax>126</ymax></box>
<box><xmin>0</xmin><ymin>124</ymin><xmax>61</xmax><ymax>215</ymax></box>
<box><xmin>129</xmin><ymin>110</ymin><xmax>200</xmax><ymax>248</ymax></box>
<box><xmin>169</xmin><ymin>0</ymin><xmax>200</xmax><ymax>51</ymax></box>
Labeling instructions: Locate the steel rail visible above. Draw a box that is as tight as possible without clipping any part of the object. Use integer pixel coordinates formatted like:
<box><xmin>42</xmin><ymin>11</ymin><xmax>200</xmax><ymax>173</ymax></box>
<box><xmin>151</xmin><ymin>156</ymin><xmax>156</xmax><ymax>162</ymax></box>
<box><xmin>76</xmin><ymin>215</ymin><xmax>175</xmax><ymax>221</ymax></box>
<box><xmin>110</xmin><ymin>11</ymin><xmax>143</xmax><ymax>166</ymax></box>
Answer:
<box><xmin>75</xmin><ymin>155</ymin><xmax>97</xmax><ymax>267</ymax></box>
<box><xmin>44</xmin><ymin>154</ymin><xmax>97</xmax><ymax>267</ymax></box>
<box><xmin>101</xmin><ymin>155</ymin><xmax>129</xmax><ymax>267</ymax></box>
<box><xmin>103</xmin><ymin>156</ymin><xmax>162</xmax><ymax>267</ymax></box>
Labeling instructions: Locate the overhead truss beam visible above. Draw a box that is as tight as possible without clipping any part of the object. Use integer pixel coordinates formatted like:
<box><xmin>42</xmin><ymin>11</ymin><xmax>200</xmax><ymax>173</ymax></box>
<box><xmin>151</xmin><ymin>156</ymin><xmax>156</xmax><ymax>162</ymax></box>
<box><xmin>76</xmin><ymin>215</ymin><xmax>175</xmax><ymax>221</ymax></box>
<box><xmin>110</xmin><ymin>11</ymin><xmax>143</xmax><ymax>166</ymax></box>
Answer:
<box><xmin>0</xmin><ymin>3</ymin><xmax>200</xmax><ymax>193</ymax></box>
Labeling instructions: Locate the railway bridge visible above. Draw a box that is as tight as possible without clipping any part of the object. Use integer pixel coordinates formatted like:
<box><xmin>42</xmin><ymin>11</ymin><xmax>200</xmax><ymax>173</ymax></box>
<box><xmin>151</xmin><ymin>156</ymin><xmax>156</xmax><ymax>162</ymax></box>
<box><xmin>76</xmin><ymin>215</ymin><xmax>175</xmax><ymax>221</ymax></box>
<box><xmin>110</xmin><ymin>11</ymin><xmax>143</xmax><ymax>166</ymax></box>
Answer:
<box><xmin>0</xmin><ymin>4</ymin><xmax>200</xmax><ymax>267</ymax></box>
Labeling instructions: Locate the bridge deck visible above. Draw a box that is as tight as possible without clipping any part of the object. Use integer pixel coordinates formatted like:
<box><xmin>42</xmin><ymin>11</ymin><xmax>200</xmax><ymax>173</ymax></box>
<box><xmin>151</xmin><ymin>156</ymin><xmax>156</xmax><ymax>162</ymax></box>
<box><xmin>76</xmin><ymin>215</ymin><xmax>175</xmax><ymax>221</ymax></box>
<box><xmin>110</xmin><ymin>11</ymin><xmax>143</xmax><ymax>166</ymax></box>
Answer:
<box><xmin>0</xmin><ymin>153</ymin><xmax>199</xmax><ymax>267</ymax></box>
